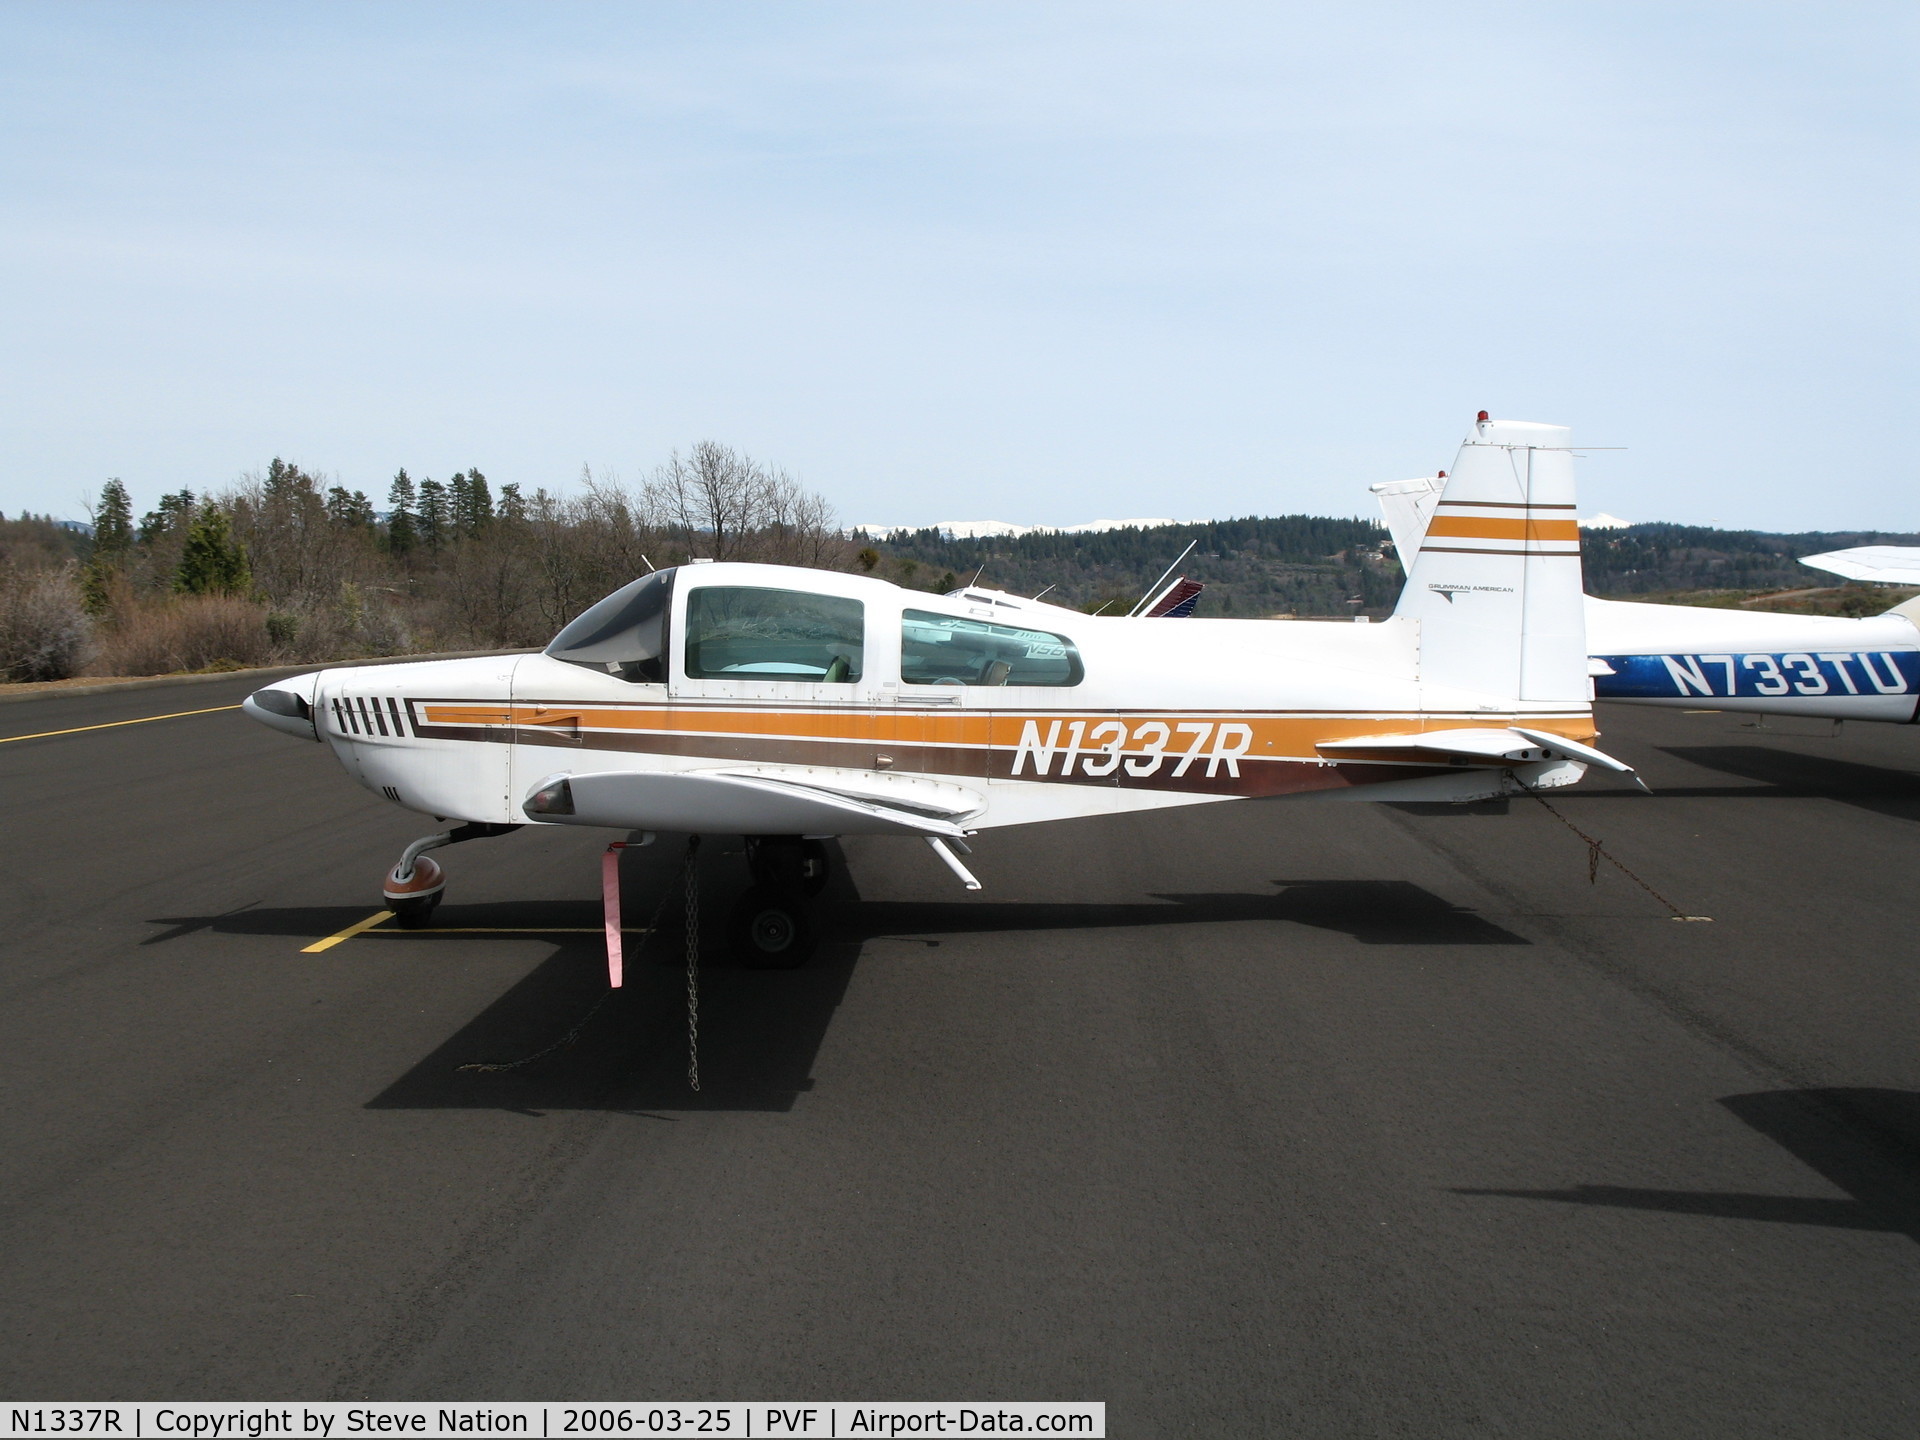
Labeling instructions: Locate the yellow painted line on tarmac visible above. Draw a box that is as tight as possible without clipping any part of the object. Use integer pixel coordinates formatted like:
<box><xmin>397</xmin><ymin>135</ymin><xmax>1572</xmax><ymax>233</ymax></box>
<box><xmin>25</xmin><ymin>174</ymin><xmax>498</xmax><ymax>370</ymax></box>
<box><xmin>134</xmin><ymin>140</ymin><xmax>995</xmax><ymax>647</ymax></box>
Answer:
<box><xmin>302</xmin><ymin>910</ymin><xmax>395</xmax><ymax>952</ymax></box>
<box><xmin>361</xmin><ymin>927</ymin><xmax>658</xmax><ymax>935</ymax></box>
<box><xmin>0</xmin><ymin>703</ymin><xmax>241</xmax><ymax>745</ymax></box>
<box><xmin>302</xmin><ymin>919</ymin><xmax>656</xmax><ymax>951</ymax></box>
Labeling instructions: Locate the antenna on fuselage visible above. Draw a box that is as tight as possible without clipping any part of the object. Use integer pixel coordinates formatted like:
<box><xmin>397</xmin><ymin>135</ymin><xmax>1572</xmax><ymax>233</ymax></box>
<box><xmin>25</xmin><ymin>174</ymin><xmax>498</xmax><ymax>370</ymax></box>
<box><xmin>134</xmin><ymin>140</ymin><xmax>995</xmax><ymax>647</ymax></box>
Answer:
<box><xmin>1127</xmin><ymin>539</ymin><xmax>1199</xmax><ymax>617</ymax></box>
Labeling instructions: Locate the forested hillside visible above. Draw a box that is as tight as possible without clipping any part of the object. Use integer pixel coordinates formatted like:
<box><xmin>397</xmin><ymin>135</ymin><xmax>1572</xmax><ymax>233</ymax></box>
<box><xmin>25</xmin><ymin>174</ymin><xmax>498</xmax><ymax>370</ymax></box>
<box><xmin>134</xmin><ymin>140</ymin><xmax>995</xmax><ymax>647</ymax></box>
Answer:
<box><xmin>1580</xmin><ymin>524</ymin><xmax>1920</xmax><ymax>595</ymax></box>
<box><xmin>7</xmin><ymin>447</ymin><xmax>1918</xmax><ymax>685</ymax></box>
<box><xmin>862</xmin><ymin>517</ymin><xmax>1920</xmax><ymax>619</ymax></box>
<box><xmin>0</xmin><ymin>443</ymin><xmax>849</xmax><ymax>682</ymax></box>
<box><xmin>860</xmin><ymin>516</ymin><xmax>1400</xmax><ymax>618</ymax></box>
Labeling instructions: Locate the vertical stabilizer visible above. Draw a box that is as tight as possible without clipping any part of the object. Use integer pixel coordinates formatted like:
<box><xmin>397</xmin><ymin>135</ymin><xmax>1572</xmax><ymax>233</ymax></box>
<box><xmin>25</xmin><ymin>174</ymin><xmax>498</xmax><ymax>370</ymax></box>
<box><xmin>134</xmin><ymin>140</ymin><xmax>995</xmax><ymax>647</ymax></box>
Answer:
<box><xmin>1394</xmin><ymin>415</ymin><xmax>1588</xmax><ymax>705</ymax></box>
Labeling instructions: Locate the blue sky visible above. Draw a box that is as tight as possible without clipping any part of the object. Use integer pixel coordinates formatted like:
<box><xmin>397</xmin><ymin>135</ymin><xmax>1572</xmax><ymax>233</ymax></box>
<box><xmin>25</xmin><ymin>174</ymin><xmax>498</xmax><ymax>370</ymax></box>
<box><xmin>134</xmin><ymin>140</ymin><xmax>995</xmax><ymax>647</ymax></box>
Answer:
<box><xmin>1</xmin><ymin>2</ymin><xmax>1912</xmax><ymax>530</ymax></box>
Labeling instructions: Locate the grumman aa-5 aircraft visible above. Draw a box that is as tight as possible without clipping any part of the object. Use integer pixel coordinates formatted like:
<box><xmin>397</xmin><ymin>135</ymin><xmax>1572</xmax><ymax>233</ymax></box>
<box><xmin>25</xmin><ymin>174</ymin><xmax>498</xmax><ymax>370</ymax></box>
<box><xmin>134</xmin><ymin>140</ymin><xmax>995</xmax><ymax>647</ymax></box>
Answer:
<box><xmin>244</xmin><ymin>413</ymin><xmax>1637</xmax><ymax>970</ymax></box>
<box><xmin>1375</xmin><ymin>475</ymin><xmax>1920</xmax><ymax>724</ymax></box>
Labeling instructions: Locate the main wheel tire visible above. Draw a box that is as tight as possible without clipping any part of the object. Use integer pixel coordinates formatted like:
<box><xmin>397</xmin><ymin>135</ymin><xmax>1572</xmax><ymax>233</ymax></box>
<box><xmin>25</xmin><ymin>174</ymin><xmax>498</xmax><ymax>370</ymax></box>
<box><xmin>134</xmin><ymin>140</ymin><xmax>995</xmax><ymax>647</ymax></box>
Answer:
<box><xmin>389</xmin><ymin>892</ymin><xmax>441</xmax><ymax>929</ymax></box>
<box><xmin>729</xmin><ymin>883</ymin><xmax>816</xmax><ymax>969</ymax></box>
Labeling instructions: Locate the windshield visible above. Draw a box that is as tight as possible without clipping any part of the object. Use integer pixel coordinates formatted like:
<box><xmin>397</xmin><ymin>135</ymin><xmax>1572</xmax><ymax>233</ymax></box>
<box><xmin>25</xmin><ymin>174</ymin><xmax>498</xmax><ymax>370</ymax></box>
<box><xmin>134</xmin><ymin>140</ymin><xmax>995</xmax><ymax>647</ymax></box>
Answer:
<box><xmin>545</xmin><ymin>569</ymin><xmax>676</xmax><ymax>682</ymax></box>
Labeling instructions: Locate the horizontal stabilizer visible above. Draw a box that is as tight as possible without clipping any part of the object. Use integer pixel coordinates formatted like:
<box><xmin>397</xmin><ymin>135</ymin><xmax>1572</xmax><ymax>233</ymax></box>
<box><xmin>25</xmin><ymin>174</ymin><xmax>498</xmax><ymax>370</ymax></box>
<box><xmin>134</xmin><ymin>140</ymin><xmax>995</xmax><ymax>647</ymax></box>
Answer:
<box><xmin>525</xmin><ymin>767</ymin><xmax>978</xmax><ymax>836</ymax></box>
<box><xmin>1316</xmin><ymin>726</ymin><xmax>1643</xmax><ymax>788</ymax></box>
<box><xmin>1144</xmin><ymin>577</ymin><xmax>1205</xmax><ymax>617</ymax></box>
<box><xmin>1369</xmin><ymin>475</ymin><xmax>1445</xmax><ymax>564</ymax></box>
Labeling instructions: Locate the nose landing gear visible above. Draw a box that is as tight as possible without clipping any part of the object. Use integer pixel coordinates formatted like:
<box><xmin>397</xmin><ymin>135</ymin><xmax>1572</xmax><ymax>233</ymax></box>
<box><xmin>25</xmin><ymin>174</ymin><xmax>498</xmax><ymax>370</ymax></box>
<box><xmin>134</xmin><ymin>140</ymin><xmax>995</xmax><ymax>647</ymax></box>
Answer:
<box><xmin>384</xmin><ymin>849</ymin><xmax>447</xmax><ymax>929</ymax></box>
<box><xmin>380</xmin><ymin>822</ymin><xmax>522</xmax><ymax>928</ymax></box>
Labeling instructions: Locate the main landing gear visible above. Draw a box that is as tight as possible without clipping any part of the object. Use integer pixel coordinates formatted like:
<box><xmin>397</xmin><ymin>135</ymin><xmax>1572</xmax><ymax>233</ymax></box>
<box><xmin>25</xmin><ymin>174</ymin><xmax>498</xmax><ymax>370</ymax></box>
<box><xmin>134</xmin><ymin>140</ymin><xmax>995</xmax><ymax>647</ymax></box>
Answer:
<box><xmin>381</xmin><ymin>822</ymin><xmax>522</xmax><ymax>928</ymax></box>
<box><xmin>731</xmin><ymin>836</ymin><xmax>830</xmax><ymax>968</ymax></box>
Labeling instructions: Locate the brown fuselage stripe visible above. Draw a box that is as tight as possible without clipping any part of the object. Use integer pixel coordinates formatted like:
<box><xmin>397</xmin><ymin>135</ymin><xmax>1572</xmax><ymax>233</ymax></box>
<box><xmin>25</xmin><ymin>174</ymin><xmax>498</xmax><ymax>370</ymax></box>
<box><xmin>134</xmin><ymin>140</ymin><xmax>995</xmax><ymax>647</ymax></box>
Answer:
<box><xmin>1434</xmin><ymin>500</ymin><xmax>1577</xmax><ymax>510</ymax></box>
<box><xmin>1419</xmin><ymin>545</ymin><xmax>1581</xmax><ymax>556</ymax></box>
<box><xmin>414</xmin><ymin>721</ymin><xmax>1445</xmax><ymax>798</ymax></box>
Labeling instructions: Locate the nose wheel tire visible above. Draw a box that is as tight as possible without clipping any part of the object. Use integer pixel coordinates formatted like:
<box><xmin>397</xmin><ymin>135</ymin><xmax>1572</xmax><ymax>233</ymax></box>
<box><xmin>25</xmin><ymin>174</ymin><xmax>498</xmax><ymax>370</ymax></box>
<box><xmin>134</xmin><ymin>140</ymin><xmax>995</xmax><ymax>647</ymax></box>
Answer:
<box><xmin>729</xmin><ymin>883</ymin><xmax>817</xmax><ymax>969</ymax></box>
<box><xmin>389</xmin><ymin>892</ymin><xmax>442</xmax><ymax>929</ymax></box>
<box><xmin>383</xmin><ymin>852</ymin><xmax>446</xmax><ymax>929</ymax></box>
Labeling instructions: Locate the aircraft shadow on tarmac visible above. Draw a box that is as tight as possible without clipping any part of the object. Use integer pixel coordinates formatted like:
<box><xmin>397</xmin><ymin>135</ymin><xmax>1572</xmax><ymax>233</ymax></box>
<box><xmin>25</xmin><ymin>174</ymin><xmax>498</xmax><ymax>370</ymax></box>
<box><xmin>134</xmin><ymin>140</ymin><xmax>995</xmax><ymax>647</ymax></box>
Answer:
<box><xmin>1656</xmin><ymin>746</ymin><xmax>1920</xmax><ymax>822</ymax></box>
<box><xmin>353</xmin><ymin>875</ymin><xmax>1521</xmax><ymax>1114</ymax></box>
<box><xmin>1456</xmin><ymin>1089</ymin><xmax>1920</xmax><ymax>1245</ymax></box>
<box><xmin>148</xmin><ymin>841</ymin><xmax>1523</xmax><ymax>1113</ymax></box>
<box><xmin>850</xmin><ymin>879</ymin><xmax>1528</xmax><ymax>948</ymax></box>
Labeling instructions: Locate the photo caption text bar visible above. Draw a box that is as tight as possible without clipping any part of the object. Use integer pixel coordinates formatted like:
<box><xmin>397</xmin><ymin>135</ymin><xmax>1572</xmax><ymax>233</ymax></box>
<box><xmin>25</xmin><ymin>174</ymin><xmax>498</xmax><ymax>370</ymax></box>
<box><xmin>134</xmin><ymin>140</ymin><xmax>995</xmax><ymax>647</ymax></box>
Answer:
<box><xmin>2</xmin><ymin>1403</ymin><xmax>1104</xmax><ymax>1439</ymax></box>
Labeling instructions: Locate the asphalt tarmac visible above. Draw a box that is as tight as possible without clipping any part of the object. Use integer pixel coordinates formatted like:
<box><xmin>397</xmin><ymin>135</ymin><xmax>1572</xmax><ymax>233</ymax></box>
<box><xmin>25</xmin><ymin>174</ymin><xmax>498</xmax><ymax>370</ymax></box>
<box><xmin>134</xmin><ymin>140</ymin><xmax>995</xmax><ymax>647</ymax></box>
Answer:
<box><xmin>3</xmin><ymin>680</ymin><xmax>1918</xmax><ymax>1436</ymax></box>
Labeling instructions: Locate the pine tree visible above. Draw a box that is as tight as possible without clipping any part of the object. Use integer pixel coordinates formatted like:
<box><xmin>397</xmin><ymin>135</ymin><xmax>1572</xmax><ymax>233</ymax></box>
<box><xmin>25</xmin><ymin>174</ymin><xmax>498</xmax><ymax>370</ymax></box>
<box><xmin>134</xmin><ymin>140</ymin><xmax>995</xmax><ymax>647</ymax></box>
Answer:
<box><xmin>496</xmin><ymin>482</ymin><xmax>527</xmax><ymax>524</ymax></box>
<box><xmin>447</xmin><ymin>472</ymin><xmax>472</xmax><ymax>540</ymax></box>
<box><xmin>325</xmin><ymin>485</ymin><xmax>375</xmax><ymax>529</ymax></box>
<box><xmin>82</xmin><ymin>478</ymin><xmax>137</xmax><ymax>615</ymax></box>
<box><xmin>464</xmin><ymin>468</ymin><xmax>493</xmax><ymax>532</ymax></box>
<box><xmin>416</xmin><ymin>477</ymin><xmax>447</xmax><ymax>551</ymax></box>
<box><xmin>175</xmin><ymin>503</ymin><xmax>252</xmax><ymax>596</ymax></box>
<box><xmin>386</xmin><ymin>469</ymin><xmax>417</xmax><ymax>555</ymax></box>
<box><xmin>263</xmin><ymin>457</ymin><xmax>302</xmax><ymax>507</ymax></box>
<box><xmin>140</xmin><ymin>489</ymin><xmax>196</xmax><ymax>544</ymax></box>
<box><xmin>91</xmin><ymin>479</ymin><xmax>134</xmax><ymax>557</ymax></box>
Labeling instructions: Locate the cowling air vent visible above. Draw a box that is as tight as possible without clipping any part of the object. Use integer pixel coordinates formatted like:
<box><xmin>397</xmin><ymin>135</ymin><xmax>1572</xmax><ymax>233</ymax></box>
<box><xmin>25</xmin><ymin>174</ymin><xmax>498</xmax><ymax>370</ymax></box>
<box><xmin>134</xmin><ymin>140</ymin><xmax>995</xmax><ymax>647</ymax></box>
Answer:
<box><xmin>330</xmin><ymin>695</ymin><xmax>413</xmax><ymax>737</ymax></box>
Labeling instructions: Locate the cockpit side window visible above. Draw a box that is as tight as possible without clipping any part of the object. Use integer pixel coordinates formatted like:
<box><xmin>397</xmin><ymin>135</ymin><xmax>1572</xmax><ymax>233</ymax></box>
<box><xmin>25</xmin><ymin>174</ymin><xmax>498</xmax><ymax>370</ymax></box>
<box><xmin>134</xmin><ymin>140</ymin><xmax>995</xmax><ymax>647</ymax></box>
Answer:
<box><xmin>545</xmin><ymin>569</ymin><xmax>676</xmax><ymax>682</ymax></box>
<box><xmin>901</xmin><ymin>609</ymin><xmax>1083</xmax><ymax>686</ymax></box>
<box><xmin>683</xmin><ymin>586</ymin><xmax>864</xmax><ymax>682</ymax></box>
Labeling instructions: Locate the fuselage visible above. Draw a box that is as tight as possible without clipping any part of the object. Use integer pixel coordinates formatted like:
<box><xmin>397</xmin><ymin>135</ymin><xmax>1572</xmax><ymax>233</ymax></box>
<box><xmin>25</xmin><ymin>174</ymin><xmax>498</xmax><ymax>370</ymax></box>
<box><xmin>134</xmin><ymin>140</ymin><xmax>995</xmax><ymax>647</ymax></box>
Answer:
<box><xmin>262</xmin><ymin>563</ymin><xmax>1602</xmax><ymax>832</ymax></box>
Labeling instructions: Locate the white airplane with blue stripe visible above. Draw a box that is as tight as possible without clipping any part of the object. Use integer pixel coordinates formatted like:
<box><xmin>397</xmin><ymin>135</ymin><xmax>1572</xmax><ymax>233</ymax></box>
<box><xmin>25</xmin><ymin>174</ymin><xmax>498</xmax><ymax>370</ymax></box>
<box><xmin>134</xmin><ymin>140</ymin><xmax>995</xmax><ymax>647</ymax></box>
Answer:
<box><xmin>1373</xmin><ymin>468</ymin><xmax>1920</xmax><ymax>724</ymax></box>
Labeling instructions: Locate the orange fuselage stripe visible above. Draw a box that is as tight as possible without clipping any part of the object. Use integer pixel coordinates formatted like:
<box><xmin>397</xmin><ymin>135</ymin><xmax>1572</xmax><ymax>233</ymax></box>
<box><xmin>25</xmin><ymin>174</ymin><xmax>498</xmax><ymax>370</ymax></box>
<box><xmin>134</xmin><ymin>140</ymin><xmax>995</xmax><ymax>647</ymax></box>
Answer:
<box><xmin>418</xmin><ymin>705</ymin><xmax>1599</xmax><ymax>750</ymax></box>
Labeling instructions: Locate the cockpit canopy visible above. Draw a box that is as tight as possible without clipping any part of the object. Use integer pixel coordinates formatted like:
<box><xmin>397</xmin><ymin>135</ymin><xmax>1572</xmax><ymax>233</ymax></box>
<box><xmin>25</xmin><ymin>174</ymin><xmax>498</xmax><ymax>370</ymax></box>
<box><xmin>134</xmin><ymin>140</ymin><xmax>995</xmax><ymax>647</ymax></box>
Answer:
<box><xmin>546</xmin><ymin>568</ymin><xmax>676</xmax><ymax>682</ymax></box>
<box><xmin>546</xmin><ymin>564</ymin><xmax>1084</xmax><ymax>689</ymax></box>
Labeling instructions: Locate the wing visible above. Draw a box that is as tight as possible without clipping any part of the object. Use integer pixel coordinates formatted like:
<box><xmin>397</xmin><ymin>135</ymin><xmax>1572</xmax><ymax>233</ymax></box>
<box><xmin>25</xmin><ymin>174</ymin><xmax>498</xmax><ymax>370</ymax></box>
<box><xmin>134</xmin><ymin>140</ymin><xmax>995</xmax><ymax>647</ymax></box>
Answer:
<box><xmin>525</xmin><ymin>767</ymin><xmax>984</xmax><ymax>837</ymax></box>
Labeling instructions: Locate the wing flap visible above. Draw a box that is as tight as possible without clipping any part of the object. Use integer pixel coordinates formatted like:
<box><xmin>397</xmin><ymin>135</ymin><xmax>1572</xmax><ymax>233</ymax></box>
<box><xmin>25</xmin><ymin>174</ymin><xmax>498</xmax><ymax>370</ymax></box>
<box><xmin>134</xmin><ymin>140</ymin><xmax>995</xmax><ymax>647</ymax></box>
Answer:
<box><xmin>1315</xmin><ymin>727</ymin><xmax>1549</xmax><ymax>763</ymax></box>
<box><xmin>1316</xmin><ymin>726</ymin><xmax>1642</xmax><ymax>785</ymax></box>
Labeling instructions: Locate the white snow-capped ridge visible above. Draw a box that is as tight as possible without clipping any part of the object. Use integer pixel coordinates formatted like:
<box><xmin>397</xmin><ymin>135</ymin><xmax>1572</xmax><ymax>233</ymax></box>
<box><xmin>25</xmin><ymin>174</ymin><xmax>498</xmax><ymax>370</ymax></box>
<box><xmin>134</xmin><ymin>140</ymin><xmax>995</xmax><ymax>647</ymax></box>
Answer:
<box><xmin>851</xmin><ymin>517</ymin><xmax>1207</xmax><ymax>539</ymax></box>
<box><xmin>1578</xmin><ymin>513</ymin><xmax>1634</xmax><ymax>530</ymax></box>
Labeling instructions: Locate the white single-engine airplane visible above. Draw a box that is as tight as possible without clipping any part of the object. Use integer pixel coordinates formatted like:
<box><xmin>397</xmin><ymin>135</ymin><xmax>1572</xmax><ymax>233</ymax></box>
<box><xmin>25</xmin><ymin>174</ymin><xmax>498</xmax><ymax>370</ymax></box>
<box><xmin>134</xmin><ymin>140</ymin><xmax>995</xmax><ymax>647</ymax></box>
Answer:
<box><xmin>246</xmin><ymin>414</ymin><xmax>1635</xmax><ymax>970</ymax></box>
<box><xmin>1374</xmin><ymin>470</ymin><xmax>1920</xmax><ymax>725</ymax></box>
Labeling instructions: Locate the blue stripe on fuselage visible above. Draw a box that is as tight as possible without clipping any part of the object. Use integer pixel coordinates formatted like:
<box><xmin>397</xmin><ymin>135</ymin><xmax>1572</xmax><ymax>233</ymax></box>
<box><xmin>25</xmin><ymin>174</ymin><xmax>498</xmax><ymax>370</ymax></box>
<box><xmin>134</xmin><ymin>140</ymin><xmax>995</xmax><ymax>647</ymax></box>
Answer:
<box><xmin>1595</xmin><ymin>649</ymin><xmax>1920</xmax><ymax>700</ymax></box>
